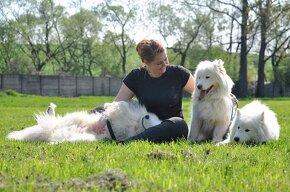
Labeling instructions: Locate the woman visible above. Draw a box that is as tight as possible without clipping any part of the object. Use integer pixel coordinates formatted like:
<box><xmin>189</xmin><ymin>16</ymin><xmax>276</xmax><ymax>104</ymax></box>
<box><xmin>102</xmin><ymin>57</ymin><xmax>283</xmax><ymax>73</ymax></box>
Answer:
<box><xmin>95</xmin><ymin>39</ymin><xmax>195</xmax><ymax>143</ymax></box>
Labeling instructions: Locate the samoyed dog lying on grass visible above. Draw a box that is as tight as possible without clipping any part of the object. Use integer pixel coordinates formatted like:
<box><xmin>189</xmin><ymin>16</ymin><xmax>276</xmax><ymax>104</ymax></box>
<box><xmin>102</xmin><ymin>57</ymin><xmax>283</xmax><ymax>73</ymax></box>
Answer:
<box><xmin>217</xmin><ymin>100</ymin><xmax>280</xmax><ymax>145</ymax></box>
<box><xmin>188</xmin><ymin>59</ymin><xmax>236</xmax><ymax>143</ymax></box>
<box><xmin>6</xmin><ymin>101</ymin><xmax>161</xmax><ymax>143</ymax></box>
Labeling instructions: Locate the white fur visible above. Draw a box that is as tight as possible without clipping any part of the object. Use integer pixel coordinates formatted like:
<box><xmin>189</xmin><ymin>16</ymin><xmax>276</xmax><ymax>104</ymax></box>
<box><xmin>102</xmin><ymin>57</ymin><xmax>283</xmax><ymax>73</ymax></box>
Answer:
<box><xmin>218</xmin><ymin>100</ymin><xmax>280</xmax><ymax>145</ymax></box>
<box><xmin>46</xmin><ymin>102</ymin><xmax>56</xmax><ymax>116</ymax></box>
<box><xmin>103</xmin><ymin>101</ymin><xmax>161</xmax><ymax>140</ymax></box>
<box><xmin>188</xmin><ymin>59</ymin><xmax>234</xmax><ymax>142</ymax></box>
<box><xmin>6</xmin><ymin>101</ymin><xmax>161</xmax><ymax>143</ymax></box>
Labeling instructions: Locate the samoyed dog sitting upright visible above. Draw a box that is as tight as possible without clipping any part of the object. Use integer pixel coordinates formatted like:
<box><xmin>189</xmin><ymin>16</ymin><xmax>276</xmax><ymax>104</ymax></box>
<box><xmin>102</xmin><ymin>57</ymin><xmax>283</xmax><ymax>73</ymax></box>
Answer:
<box><xmin>6</xmin><ymin>101</ymin><xmax>161</xmax><ymax>143</ymax></box>
<box><xmin>188</xmin><ymin>59</ymin><xmax>235</xmax><ymax>142</ymax></box>
<box><xmin>218</xmin><ymin>100</ymin><xmax>280</xmax><ymax>145</ymax></box>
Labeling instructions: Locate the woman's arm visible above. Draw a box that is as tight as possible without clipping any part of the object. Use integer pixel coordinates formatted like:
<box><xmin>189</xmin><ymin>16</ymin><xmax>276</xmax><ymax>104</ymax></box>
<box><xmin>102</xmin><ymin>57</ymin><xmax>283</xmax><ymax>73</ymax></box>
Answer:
<box><xmin>183</xmin><ymin>73</ymin><xmax>195</xmax><ymax>94</ymax></box>
<box><xmin>95</xmin><ymin>83</ymin><xmax>135</xmax><ymax>135</ymax></box>
<box><xmin>114</xmin><ymin>83</ymin><xmax>135</xmax><ymax>101</ymax></box>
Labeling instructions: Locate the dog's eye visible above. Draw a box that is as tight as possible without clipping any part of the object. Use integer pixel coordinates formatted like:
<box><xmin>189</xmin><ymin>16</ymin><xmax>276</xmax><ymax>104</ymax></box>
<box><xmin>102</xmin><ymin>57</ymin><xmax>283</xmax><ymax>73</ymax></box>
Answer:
<box><xmin>206</xmin><ymin>76</ymin><xmax>210</xmax><ymax>79</ymax></box>
<box><xmin>245</xmin><ymin>129</ymin><xmax>250</xmax><ymax>132</ymax></box>
<box><xmin>237</xmin><ymin>126</ymin><xmax>240</xmax><ymax>129</ymax></box>
<box><xmin>198</xmin><ymin>77</ymin><xmax>201</xmax><ymax>79</ymax></box>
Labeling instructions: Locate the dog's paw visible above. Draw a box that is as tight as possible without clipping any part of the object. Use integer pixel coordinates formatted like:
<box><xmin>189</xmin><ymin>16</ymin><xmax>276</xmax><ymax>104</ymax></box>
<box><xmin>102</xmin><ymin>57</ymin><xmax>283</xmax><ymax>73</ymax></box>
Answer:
<box><xmin>47</xmin><ymin>103</ymin><xmax>57</xmax><ymax>116</ymax></box>
<box><xmin>216</xmin><ymin>142</ymin><xmax>225</xmax><ymax>146</ymax></box>
<box><xmin>216</xmin><ymin>139</ymin><xmax>230</xmax><ymax>146</ymax></box>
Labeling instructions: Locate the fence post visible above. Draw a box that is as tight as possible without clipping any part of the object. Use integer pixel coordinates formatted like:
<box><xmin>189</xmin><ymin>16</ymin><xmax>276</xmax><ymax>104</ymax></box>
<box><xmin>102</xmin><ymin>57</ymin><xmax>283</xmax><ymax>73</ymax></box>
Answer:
<box><xmin>92</xmin><ymin>77</ymin><xmax>94</xmax><ymax>96</ymax></box>
<box><xmin>58</xmin><ymin>75</ymin><xmax>60</xmax><ymax>96</ymax></box>
<box><xmin>0</xmin><ymin>74</ymin><xmax>2</xmax><ymax>90</ymax></box>
<box><xmin>20</xmin><ymin>74</ymin><xmax>23</xmax><ymax>93</ymax></box>
<box><xmin>76</xmin><ymin>76</ymin><xmax>78</xmax><ymax>96</ymax></box>
<box><xmin>40</xmin><ymin>75</ymin><xmax>42</xmax><ymax>95</ymax></box>
<box><xmin>109</xmin><ymin>77</ymin><xmax>111</xmax><ymax>96</ymax></box>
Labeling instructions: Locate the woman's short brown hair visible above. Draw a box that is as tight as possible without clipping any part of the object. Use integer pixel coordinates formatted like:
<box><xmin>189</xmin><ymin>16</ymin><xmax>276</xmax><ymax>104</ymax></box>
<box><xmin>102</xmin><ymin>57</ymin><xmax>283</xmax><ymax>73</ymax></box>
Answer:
<box><xmin>136</xmin><ymin>39</ymin><xmax>165</xmax><ymax>63</ymax></box>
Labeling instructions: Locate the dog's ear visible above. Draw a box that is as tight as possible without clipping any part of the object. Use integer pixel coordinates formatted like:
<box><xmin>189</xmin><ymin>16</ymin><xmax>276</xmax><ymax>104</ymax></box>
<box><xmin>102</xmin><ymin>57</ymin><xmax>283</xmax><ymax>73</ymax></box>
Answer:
<box><xmin>237</xmin><ymin>109</ymin><xmax>241</xmax><ymax>118</ymax></box>
<box><xmin>215</xmin><ymin>59</ymin><xmax>234</xmax><ymax>91</ymax></box>
<box><xmin>214</xmin><ymin>59</ymin><xmax>226</xmax><ymax>75</ymax></box>
<box><xmin>260</xmin><ymin>111</ymin><xmax>264</xmax><ymax>121</ymax></box>
<box><xmin>258</xmin><ymin>111</ymin><xmax>268</xmax><ymax>142</ymax></box>
<box><xmin>217</xmin><ymin>59</ymin><xmax>224</xmax><ymax>66</ymax></box>
<box><xmin>259</xmin><ymin>111</ymin><xmax>266</xmax><ymax>130</ymax></box>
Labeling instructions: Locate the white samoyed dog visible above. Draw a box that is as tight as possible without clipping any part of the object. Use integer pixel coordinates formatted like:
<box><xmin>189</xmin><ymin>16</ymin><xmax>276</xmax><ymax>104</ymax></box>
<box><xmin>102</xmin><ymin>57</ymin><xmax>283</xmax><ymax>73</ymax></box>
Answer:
<box><xmin>188</xmin><ymin>59</ymin><xmax>235</xmax><ymax>142</ymax></box>
<box><xmin>6</xmin><ymin>101</ymin><xmax>161</xmax><ymax>143</ymax></box>
<box><xmin>217</xmin><ymin>100</ymin><xmax>280</xmax><ymax>145</ymax></box>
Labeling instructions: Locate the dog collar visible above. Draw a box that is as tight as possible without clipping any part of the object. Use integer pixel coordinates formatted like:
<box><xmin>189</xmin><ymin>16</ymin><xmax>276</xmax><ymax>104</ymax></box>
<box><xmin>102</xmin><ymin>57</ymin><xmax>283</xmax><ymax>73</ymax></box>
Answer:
<box><xmin>106</xmin><ymin>120</ymin><xmax>117</xmax><ymax>141</ymax></box>
<box><xmin>141</xmin><ymin>115</ymin><xmax>150</xmax><ymax>130</ymax></box>
<box><xmin>228</xmin><ymin>96</ymin><xmax>239</xmax><ymax>128</ymax></box>
<box><xmin>222</xmin><ymin>96</ymin><xmax>239</xmax><ymax>139</ymax></box>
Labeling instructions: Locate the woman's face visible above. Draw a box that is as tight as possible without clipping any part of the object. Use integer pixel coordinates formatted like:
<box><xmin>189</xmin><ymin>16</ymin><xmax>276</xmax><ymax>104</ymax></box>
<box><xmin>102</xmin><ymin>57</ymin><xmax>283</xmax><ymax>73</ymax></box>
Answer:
<box><xmin>145</xmin><ymin>51</ymin><xmax>168</xmax><ymax>77</ymax></box>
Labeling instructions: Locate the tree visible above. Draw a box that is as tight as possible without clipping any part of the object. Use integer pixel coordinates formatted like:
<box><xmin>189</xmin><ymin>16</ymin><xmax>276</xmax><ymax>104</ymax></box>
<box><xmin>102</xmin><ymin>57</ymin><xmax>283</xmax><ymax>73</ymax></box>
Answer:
<box><xmin>59</xmin><ymin>9</ymin><xmax>102</xmax><ymax>76</ymax></box>
<box><xmin>148</xmin><ymin>2</ymin><xmax>205</xmax><ymax>67</ymax></box>
<box><xmin>95</xmin><ymin>0</ymin><xmax>137</xmax><ymax>76</ymax></box>
<box><xmin>255</xmin><ymin>0</ymin><xmax>290</xmax><ymax>97</ymax></box>
<box><xmin>10</xmin><ymin>0</ymin><xmax>65</xmax><ymax>73</ymax></box>
<box><xmin>0</xmin><ymin>1</ymin><xmax>20</xmax><ymax>74</ymax></box>
<box><xmin>205</xmin><ymin>0</ymin><xmax>255</xmax><ymax>97</ymax></box>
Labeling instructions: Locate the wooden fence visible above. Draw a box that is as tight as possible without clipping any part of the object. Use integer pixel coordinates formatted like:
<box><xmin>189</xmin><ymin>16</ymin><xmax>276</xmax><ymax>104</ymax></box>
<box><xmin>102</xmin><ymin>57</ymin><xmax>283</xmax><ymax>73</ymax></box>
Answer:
<box><xmin>1</xmin><ymin>74</ymin><xmax>290</xmax><ymax>97</ymax></box>
<box><xmin>0</xmin><ymin>74</ymin><xmax>123</xmax><ymax>97</ymax></box>
<box><xmin>261</xmin><ymin>83</ymin><xmax>290</xmax><ymax>97</ymax></box>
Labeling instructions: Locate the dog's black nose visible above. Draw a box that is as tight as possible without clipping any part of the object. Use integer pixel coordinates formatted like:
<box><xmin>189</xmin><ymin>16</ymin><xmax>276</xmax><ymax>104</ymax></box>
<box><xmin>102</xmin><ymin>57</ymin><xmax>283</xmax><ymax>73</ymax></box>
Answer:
<box><xmin>234</xmin><ymin>137</ymin><xmax>240</xmax><ymax>142</ymax></box>
<box><xmin>197</xmin><ymin>84</ymin><xmax>202</xmax><ymax>90</ymax></box>
<box><xmin>145</xmin><ymin>115</ymin><xmax>149</xmax><ymax>119</ymax></box>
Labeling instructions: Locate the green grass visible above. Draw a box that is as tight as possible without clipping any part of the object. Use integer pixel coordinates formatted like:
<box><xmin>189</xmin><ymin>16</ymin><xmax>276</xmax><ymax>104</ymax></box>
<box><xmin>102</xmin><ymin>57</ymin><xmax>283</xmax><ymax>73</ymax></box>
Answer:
<box><xmin>0</xmin><ymin>92</ymin><xmax>289</xmax><ymax>191</ymax></box>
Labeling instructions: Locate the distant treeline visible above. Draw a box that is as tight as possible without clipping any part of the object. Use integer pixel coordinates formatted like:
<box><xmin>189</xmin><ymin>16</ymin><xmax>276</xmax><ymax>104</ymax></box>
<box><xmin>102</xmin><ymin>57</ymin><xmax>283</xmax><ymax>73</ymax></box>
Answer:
<box><xmin>0</xmin><ymin>0</ymin><xmax>289</xmax><ymax>97</ymax></box>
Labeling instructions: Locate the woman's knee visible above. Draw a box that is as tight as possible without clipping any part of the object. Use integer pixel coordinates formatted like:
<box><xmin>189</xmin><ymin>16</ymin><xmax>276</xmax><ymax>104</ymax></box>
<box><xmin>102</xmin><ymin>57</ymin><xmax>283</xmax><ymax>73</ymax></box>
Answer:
<box><xmin>165</xmin><ymin>117</ymin><xmax>189</xmax><ymax>137</ymax></box>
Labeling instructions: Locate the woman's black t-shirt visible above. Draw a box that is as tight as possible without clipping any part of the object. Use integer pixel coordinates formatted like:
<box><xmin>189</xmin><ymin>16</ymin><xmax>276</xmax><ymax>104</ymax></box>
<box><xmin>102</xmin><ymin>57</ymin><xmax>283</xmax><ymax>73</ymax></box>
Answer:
<box><xmin>123</xmin><ymin>65</ymin><xmax>190</xmax><ymax>120</ymax></box>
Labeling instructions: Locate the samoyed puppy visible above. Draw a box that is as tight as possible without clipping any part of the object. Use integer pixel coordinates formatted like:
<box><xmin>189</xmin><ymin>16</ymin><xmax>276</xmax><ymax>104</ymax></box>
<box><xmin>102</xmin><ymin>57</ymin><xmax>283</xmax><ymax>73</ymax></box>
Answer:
<box><xmin>217</xmin><ymin>100</ymin><xmax>280</xmax><ymax>145</ymax></box>
<box><xmin>6</xmin><ymin>101</ymin><xmax>161</xmax><ymax>143</ymax></box>
<box><xmin>188</xmin><ymin>59</ymin><xmax>235</xmax><ymax>142</ymax></box>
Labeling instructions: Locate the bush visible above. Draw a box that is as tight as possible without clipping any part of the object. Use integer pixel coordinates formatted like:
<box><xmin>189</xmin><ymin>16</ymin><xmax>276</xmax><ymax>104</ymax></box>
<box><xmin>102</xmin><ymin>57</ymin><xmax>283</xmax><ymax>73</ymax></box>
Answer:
<box><xmin>0</xmin><ymin>90</ymin><xmax>21</xmax><ymax>97</ymax></box>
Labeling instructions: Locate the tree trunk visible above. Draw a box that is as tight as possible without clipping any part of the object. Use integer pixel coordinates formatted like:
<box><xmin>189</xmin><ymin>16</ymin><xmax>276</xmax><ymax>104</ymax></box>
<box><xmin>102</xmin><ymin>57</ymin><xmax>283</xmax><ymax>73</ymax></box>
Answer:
<box><xmin>256</xmin><ymin>40</ymin><xmax>266</xmax><ymax>97</ymax></box>
<box><xmin>180</xmin><ymin>52</ymin><xmax>186</xmax><ymax>67</ymax></box>
<box><xmin>238</xmin><ymin>0</ymin><xmax>249</xmax><ymax>98</ymax></box>
<box><xmin>256</xmin><ymin>0</ymin><xmax>269</xmax><ymax>97</ymax></box>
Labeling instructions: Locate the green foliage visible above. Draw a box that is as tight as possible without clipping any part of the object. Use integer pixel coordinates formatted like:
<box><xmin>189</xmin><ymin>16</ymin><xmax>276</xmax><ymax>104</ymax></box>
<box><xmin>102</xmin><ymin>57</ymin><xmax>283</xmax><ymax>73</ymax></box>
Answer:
<box><xmin>0</xmin><ymin>90</ymin><xmax>21</xmax><ymax>97</ymax></box>
<box><xmin>0</xmin><ymin>96</ymin><xmax>289</xmax><ymax>191</ymax></box>
<box><xmin>181</xmin><ymin>45</ymin><xmax>240</xmax><ymax>80</ymax></box>
<box><xmin>1</xmin><ymin>0</ymin><xmax>289</xmax><ymax>88</ymax></box>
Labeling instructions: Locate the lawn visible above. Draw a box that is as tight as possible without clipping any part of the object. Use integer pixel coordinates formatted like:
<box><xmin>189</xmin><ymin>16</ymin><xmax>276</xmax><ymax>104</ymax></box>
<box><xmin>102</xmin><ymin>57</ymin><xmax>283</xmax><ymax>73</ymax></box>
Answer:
<box><xmin>0</xmin><ymin>92</ymin><xmax>289</xmax><ymax>191</ymax></box>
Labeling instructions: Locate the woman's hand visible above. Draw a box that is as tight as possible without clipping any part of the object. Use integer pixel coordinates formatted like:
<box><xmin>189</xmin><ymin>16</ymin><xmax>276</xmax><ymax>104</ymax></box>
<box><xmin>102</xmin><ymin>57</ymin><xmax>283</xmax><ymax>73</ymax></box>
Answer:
<box><xmin>95</xmin><ymin>116</ymin><xmax>107</xmax><ymax>134</ymax></box>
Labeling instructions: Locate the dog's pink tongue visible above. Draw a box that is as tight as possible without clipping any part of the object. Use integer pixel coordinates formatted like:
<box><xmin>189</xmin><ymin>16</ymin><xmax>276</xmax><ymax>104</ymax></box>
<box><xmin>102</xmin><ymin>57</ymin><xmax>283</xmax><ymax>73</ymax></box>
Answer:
<box><xmin>199</xmin><ymin>90</ymin><xmax>207</xmax><ymax>100</ymax></box>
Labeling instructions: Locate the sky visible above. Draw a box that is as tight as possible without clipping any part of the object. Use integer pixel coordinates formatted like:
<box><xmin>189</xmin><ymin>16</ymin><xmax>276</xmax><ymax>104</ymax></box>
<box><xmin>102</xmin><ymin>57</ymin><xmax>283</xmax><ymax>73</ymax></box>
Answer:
<box><xmin>56</xmin><ymin>0</ymin><xmax>172</xmax><ymax>46</ymax></box>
